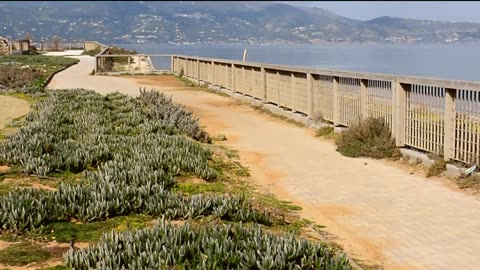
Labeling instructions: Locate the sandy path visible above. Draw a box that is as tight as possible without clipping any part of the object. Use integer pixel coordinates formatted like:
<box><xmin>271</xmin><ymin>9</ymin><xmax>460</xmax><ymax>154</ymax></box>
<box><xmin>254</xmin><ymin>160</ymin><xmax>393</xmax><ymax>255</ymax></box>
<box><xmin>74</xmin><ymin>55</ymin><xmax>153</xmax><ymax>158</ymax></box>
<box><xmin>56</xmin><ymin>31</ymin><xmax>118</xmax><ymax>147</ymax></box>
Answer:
<box><xmin>0</xmin><ymin>95</ymin><xmax>30</xmax><ymax>130</ymax></box>
<box><xmin>48</xmin><ymin>56</ymin><xmax>480</xmax><ymax>270</ymax></box>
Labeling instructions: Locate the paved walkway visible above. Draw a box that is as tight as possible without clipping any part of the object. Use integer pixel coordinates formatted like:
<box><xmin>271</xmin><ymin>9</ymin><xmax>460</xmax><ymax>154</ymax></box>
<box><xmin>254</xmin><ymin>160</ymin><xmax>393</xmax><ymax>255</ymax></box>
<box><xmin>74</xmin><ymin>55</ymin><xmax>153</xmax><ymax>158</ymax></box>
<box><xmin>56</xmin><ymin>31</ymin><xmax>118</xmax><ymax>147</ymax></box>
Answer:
<box><xmin>48</xmin><ymin>56</ymin><xmax>480</xmax><ymax>270</ymax></box>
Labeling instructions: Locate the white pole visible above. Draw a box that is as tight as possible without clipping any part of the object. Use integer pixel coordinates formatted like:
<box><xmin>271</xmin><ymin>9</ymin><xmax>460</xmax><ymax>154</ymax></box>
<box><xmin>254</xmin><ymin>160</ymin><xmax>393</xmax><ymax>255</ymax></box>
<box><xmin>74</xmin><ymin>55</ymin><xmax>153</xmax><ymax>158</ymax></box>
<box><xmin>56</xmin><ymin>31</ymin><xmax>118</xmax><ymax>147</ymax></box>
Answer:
<box><xmin>242</xmin><ymin>48</ymin><xmax>247</xmax><ymax>62</ymax></box>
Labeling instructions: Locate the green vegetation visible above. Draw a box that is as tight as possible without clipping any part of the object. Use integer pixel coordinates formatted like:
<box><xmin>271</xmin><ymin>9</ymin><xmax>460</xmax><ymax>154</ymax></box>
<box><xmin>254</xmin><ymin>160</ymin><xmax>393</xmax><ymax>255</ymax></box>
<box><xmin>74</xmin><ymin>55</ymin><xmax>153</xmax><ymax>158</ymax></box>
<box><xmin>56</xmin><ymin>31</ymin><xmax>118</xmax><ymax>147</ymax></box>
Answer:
<box><xmin>336</xmin><ymin>117</ymin><xmax>399</xmax><ymax>159</ymax></box>
<box><xmin>65</xmin><ymin>221</ymin><xmax>351</xmax><ymax>269</ymax></box>
<box><xmin>316</xmin><ymin>126</ymin><xmax>334</xmax><ymax>137</ymax></box>
<box><xmin>0</xmin><ymin>55</ymin><xmax>78</xmax><ymax>93</ymax></box>
<box><xmin>82</xmin><ymin>47</ymin><xmax>101</xmax><ymax>56</ymax></box>
<box><xmin>456</xmin><ymin>174</ymin><xmax>480</xmax><ymax>190</ymax></box>
<box><xmin>0</xmin><ymin>58</ymin><xmax>351</xmax><ymax>268</ymax></box>
<box><xmin>426</xmin><ymin>158</ymin><xmax>447</xmax><ymax>178</ymax></box>
<box><xmin>28</xmin><ymin>214</ymin><xmax>153</xmax><ymax>243</ymax></box>
<box><xmin>0</xmin><ymin>241</ymin><xmax>52</xmax><ymax>266</ymax></box>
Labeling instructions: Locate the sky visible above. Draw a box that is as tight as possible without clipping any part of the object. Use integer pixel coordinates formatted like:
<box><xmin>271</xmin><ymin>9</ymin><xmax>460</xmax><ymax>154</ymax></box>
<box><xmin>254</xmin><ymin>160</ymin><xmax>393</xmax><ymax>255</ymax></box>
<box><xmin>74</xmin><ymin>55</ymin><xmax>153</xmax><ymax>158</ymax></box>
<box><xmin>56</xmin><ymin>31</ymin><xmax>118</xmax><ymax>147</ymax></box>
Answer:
<box><xmin>285</xmin><ymin>1</ymin><xmax>480</xmax><ymax>23</ymax></box>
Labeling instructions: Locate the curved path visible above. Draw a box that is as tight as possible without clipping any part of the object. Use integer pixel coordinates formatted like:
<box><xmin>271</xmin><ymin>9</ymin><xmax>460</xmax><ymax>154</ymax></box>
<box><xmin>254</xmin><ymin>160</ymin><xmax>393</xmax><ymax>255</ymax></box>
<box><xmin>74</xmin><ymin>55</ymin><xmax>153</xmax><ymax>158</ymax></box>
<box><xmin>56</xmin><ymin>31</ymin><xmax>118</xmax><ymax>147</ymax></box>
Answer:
<box><xmin>48</xmin><ymin>56</ymin><xmax>480</xmax><ymax>270</ymax></box>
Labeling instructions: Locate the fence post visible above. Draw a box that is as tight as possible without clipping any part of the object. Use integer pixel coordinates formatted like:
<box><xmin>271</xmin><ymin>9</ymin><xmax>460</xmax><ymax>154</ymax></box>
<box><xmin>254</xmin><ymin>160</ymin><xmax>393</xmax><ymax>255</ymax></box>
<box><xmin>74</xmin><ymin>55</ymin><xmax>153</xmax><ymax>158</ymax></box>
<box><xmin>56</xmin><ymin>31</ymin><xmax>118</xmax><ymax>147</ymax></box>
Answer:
<box><xmin>277</xmin><ymin>71</ymin><xmax>280</xmax><ymax>106</ymax></box>
<box><xmin>261</xmin><ymin>66</ymin><xmax>267</xmax><ymax>102</ymax></box>
<box><xmin>95</xmin><ymin>56</ymin><xmax>99</xmax><ymax>73</ymax></box>
<box><xmin>170</xmin><ymin>56</ymin><xmax>174</xmax><ymax>72</ymax></box>
<box><xmin>307</xmin><ymin>72</ymin><xmax>313</xmax><ymax>119</ymax></box>
<box><xmin>242</xmin><ymin>66</ymin><xmax>246</xmax><ymax>94</ymax></box>
<box><xmin>393</xmin><ymin>81</ymin><xmax>409</xmax><ymax>147</ymax></box>
<box><xmin>210</xmin><ymin>61</ymin><xmax>214</xmax><ymax>84</ymax></box>
<box><xmin>231</xmin><ymin>64</ymin><xmax>236</xmax><ymax>92</ymax></box>
<box><xmin>196</xmin><ymin>59</ymin><xmax>200</xmax><ymax>80</ymax></box>
<box><xmin>360</xmin><ymin>79</ymin><xmax>368</xmax><ymax>120</ymax></box>
<box><xmin>444</xmin><ymin>88</ymin><xmax>456</xmax><ymax>161</ymax></box>
<box><xmin>333</xmin><ymin>76</ymin><xmax>340</xmax><ymax>125</ymax></box>
<box><xmin>128</xmin><ymin>57</ymin><xmax>131</xmax><ymax>73</ymax></box>
<box><xmin>290</xmin><ymin>73</ymin><xmax>295</xmax><ymax>111</ymax></box>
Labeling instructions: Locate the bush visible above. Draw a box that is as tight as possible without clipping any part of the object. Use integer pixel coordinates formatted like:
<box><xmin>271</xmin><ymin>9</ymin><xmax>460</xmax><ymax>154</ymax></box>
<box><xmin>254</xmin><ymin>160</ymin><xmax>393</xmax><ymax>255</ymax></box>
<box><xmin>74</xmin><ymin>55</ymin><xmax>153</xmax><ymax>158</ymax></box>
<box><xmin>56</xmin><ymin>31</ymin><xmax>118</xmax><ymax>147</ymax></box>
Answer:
<box><xmin>82</xmin><ymin>47</ymin><xmax>101</xmax><ymax>56</ymax></box>
<box><xmin>426</xmin><ymin>158</ymin><xmax>447</xmax><ymax>178</ymax></box>
<box><xmin>335</xmin><ymin>117</ymin><xmax>397</xmax><ymax>159</ymax></box>
<box><xmin>179</xmin><ymin>67</ymin><xmax>184</xmax><ymax>78</ymax></box>
<box><xmin>315</xmin><ymin>126</ymin><xmax>334</xmax><ymax>137</ymax></box>
<box><xmin>65</xmin><ymin>221</ymin><xmax>352</xmax><ymax>270</ymax></box>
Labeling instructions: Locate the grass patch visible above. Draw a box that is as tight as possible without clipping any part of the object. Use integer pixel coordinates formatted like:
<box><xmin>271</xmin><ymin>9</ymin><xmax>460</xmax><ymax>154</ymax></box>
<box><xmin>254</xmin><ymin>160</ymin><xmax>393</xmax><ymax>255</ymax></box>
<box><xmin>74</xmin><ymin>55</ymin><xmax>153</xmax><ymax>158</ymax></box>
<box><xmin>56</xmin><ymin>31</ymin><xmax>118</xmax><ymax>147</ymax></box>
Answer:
<box><xmin>175</xmin><ymin>181</ymin><xmax>227</xmax><ymax>195</ymax></box>
<box><xmin>212</xmin><ymin>134</ymin><xmax>228</xmax><ymax>141</ymax></box>
<box><xmin>40</xmin><ymin>266</ymin><xmax>68</xmax><ymax>270</ymax></box>
<box><xmin>0</xmin><ymin>241</ymin><xmax>51</xmax><ymax>266</ymax></box>
<box><xmin>316</xmin><ymin>126</ymin><xmax>334</xmax><ymax>137</ymax></box>
<box><xmin>336</xmin><ymin>117</ymin><xmax>399</xmax><ymax>159</ymax></box>
<box><xmin>28</xmin><ymin>214</ymin><xmax>153</xmax><ymax>243</ymax></box>
<box><xmin>426</xmin><ymin>158</ymin><xmax>447</xmax><ymax>178</ymax></box>
<box><xmin>456</xmin><ymin>174</ymin><xmax>480</xmax><ymax>190</ymax></box>
<box><xmin>252</xmin><ymin>103</ymin><xmax>306</xmax><ymax>127</ymax></box>
<box><xmin>259</xmin><ymin>193</ymin><xmax>303</xmax><ymax>212</ymax></box>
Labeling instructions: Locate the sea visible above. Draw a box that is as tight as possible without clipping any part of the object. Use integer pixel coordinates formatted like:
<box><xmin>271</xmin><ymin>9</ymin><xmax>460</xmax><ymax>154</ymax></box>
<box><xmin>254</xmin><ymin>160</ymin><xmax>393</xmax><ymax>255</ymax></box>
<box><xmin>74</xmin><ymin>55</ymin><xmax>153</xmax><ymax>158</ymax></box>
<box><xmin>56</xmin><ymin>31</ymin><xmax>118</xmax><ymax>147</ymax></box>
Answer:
<box><xmin>115</xmin><ymin>43</ymin><xmax>480</xmax><ymax>82</ymax></box>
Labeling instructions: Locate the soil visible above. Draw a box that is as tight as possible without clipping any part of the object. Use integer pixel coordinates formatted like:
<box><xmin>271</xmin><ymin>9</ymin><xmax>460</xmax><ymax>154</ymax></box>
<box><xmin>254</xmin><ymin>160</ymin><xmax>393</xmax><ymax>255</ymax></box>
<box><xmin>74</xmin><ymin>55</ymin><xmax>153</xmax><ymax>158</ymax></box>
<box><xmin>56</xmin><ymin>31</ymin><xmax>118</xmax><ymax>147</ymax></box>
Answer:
<box><xmin>0</xmin><ymin>95</ymin><xmax>30</xmax><ymax>131</ymax></box>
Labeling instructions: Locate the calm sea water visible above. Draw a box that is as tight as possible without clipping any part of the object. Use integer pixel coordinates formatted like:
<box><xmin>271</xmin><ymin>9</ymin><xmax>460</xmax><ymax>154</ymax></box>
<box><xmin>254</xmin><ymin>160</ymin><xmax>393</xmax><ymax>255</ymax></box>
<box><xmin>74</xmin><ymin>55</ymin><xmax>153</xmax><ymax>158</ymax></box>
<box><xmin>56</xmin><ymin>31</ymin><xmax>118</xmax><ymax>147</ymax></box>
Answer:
<box><xmin>116</xmin><ymin>44</ymin><xmax>480</xmax><ymax>82</ymax></box>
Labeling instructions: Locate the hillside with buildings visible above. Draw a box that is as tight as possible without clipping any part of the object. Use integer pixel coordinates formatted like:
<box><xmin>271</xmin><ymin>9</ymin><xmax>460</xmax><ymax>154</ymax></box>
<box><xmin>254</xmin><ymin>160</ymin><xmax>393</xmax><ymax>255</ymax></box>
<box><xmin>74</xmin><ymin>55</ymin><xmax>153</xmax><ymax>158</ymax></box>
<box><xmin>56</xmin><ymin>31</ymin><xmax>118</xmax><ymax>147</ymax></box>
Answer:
<box><xmin>0</xmin><ymin>1</ymin><xmax>479</xmax><ymax>44</ymax></box>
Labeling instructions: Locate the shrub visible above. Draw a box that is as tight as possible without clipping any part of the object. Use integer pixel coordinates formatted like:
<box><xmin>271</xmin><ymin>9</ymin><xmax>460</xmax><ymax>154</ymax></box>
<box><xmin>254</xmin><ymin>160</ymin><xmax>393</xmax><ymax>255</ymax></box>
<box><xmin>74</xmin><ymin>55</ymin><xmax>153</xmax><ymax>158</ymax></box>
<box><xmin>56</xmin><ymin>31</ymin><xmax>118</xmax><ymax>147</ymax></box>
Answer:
<box><xmin>426</xmin><ymin>158</ymin><xmax>447</xmax><ymax>178</ymax></box>
<box><xmin>65</xmin><ymin>221</ymin><xmax>352</xmax><ymax>270</ymax></box>
<box><xmin>456</xmin><ymin>174</ymin><xmax>480</xmax><ymax>190</ymax></box>
<box><xmin>335</xmin><ymin>117</ymin><xmax>396</xmax><ymax>159</ymax></box>
<box><xmin>179</xmin><ymin>67</ymin><xmax>184</xmax><ymax>78</ymax></box>
<box><xmin>82</xmin><ymin>47</ymin><xmax>101</xmax><ymax>56</ymax></box>
<box><xmin>315</xmin><ymin>126</ymin><xmax>334</xmax><ymax>137</ymax></box>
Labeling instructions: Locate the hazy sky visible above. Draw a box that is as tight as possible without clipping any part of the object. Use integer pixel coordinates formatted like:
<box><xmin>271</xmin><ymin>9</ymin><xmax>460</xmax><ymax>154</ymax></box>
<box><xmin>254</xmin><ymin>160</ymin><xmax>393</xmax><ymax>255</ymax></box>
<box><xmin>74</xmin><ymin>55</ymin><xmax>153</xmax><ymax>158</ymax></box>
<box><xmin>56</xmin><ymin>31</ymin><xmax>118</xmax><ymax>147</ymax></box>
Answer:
<box><xmin>285</xmin><ymin>1</ymin><xmax>480</xmax><ymax>23</ymax></box>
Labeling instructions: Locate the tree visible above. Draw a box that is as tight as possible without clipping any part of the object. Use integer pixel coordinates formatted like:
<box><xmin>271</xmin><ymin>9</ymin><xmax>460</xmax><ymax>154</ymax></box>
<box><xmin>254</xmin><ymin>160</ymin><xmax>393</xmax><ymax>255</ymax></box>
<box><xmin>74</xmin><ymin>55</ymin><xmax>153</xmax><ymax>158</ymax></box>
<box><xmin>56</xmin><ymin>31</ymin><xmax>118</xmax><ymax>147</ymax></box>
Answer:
<box><xmin>24</xmin><ymin>32</ymin><xmax>33</xmax><ymax>42</ymax></box>
<box><xmin>50</xmin><ymin>36</ymin><xmax>62</xmax><ymax>51</ymax></box>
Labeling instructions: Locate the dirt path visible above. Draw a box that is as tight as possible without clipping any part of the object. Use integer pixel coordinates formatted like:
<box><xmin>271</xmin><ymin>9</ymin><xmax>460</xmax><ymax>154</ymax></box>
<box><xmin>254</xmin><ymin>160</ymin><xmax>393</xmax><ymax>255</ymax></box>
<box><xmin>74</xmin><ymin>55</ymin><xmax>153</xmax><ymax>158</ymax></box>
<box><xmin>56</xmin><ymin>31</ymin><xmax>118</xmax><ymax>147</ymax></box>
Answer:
<box><xmin>48</xmin><ymin>57</ymin><xmax>480</xmax><ymax>270</ymax></box>
<box><xmin>0</xmin><ymin>95</ymin><xmax>30</xmax><ymax>130</ymax></box>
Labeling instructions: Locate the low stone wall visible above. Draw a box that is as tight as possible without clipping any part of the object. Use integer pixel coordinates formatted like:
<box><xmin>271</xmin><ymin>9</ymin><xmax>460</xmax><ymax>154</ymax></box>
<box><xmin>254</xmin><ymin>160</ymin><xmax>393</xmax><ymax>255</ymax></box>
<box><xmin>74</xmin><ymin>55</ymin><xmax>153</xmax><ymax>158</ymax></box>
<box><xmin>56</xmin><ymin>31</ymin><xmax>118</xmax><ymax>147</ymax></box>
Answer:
<box><xmin>0</xmin><ymin>36</ymin><xmax>11</xmax><ymax>55</ymax></box>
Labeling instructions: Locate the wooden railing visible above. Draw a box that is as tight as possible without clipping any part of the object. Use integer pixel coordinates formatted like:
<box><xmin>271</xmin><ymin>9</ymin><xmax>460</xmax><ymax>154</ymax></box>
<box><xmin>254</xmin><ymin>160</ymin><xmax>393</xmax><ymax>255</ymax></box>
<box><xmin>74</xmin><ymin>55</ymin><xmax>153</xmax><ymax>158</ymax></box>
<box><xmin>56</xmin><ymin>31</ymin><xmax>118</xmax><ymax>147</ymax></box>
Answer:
<box><xmin>171</xmin><ymin>55</ymin><xmax>480</xmax><ymax>166</ymax></box>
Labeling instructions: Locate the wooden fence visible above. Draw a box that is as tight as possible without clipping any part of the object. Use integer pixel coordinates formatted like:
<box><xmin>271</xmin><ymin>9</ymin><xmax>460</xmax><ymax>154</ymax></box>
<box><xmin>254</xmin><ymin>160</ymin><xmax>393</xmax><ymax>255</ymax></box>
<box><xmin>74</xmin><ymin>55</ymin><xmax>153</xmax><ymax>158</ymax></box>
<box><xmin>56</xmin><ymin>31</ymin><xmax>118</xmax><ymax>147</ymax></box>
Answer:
<box><xmin>171</xmin><ymin>55</ymin><xmax>480</xmax><ymax>166</ymax></box>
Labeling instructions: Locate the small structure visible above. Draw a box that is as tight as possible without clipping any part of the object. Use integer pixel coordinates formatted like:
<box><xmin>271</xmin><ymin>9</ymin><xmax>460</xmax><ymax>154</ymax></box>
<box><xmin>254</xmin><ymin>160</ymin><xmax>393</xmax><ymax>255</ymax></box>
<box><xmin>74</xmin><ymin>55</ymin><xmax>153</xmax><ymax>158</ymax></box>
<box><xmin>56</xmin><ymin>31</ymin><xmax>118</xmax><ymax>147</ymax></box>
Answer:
<box><xmin>19</xmin><ymin>39</ymin><xmax>30</xmax><ymax>55</ymax></box>
<box><xmin>0</xmin><ymin>36</ymin><xmax>11</xmax><ymax>55</ymax></box>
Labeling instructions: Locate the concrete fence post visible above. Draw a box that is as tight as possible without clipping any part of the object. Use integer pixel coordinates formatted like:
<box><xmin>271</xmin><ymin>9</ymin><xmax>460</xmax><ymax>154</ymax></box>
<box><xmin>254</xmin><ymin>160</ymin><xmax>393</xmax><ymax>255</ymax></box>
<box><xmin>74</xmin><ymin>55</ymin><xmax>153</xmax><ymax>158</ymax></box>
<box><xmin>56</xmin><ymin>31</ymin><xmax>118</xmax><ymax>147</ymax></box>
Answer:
<box><xmin>277</xmin><ymin>71</ymin><xmax>280</xmax><ymax>106</ymax></box>
<box><xmin>444</xmin><ymin>88</ymin><xmax>457</xmax><ymax>161</ymax></box>
<box><xmin>170</xmin><ymin>56</ymin><xmax>174</xmax><ymax>72</ymax></box>
<box><xmin>393</xmin><ymin>81</ymin><xmax>409</xmax><ymax>146</ymax></box>
<box><xmin>196</xmin><ymin>59</ymin><xmax>200</xmax><ymax>80</ymax></box>
<box><xmin>128</xmin><ymin>57</ymin><xmax>131</xmax><ymax>73</ymax></box>
<box><xmin>210</xmin><ymin>61</ymin><xmax>214</xmax><ymax>84</ymax></box>
<box><xmin>333</xmin><ymin>76</ymin><xmax>340</xmax><ymax>125</ymax></box>
<box><xmin>291</xmin><ymin>73</ymin><xmax>295</xmax><ymax>112</ymax></box>
<box><xmin>95</xmin><ymin>56</ymin><xmax>99</xmax><ymax>73</ymax></box>
<box><xmin>261</xmin><ymin>66</ymin><xmax>267</xmax><ymax>102</ymax></box>
<box><xmin>307</xmin><ymin>72</ymin><xmax>313</xmax><ymax>119</ymax></box>
<box><xmin>242</xmin><ymin>65</ymin><xmax>246</xmax><ymax>94</ymax></box>
<box><xmin>360</xmin><ymin>79</ymin><xmax>368</xmax><ymax>120</ymax></box>
<box><xmin>231</xmin><ymin>64</ymin><xmax>236</xmax><ymax>92</ymax></box>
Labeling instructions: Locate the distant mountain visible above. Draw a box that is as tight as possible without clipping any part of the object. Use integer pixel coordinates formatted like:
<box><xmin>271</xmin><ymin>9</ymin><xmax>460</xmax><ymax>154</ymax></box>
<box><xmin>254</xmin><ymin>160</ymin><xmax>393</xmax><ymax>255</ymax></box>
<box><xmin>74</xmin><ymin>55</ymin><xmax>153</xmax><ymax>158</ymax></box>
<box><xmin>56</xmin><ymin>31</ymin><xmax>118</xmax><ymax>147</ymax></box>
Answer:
<box><xmin>0</xmin><ymin>1</ymin><xmax>479</xmax><ymax>44</ymax></box>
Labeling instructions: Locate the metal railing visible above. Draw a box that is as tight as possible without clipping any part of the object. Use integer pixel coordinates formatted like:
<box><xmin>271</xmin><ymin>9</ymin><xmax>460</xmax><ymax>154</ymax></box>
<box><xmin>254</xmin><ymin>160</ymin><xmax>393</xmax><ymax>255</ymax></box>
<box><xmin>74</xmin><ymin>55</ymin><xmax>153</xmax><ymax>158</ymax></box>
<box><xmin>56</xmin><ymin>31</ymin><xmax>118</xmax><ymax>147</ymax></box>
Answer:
<box><xmin>171</xmin><ymin>55</ymin><xmax>480</xmax><ymax>166</ymax></box>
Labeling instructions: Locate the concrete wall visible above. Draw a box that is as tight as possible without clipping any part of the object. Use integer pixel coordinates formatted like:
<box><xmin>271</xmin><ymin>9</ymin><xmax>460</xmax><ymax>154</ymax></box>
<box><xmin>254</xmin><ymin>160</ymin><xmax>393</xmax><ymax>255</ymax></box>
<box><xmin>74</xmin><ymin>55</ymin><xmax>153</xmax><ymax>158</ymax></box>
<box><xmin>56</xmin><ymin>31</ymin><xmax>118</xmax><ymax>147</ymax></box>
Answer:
<box><xmin>172</xmin><ymin>55</ymin><xmax>480</xmax><ymax>166</ymax></box>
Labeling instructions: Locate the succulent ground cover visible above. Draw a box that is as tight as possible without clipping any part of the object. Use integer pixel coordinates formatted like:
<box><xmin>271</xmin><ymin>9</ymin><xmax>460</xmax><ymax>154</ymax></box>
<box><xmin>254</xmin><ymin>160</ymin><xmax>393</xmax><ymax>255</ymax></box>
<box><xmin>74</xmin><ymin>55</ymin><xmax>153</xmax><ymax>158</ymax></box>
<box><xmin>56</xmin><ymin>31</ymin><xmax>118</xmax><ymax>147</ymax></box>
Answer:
<box><xmin>0</xmin><ymin>86</ymin><xmax>352</xmax><ymax>269</ymax></box>
<box><xmin>0</xmin><ymin>55</ymin><xmax>79</xmax><ymax>93</ymax></box>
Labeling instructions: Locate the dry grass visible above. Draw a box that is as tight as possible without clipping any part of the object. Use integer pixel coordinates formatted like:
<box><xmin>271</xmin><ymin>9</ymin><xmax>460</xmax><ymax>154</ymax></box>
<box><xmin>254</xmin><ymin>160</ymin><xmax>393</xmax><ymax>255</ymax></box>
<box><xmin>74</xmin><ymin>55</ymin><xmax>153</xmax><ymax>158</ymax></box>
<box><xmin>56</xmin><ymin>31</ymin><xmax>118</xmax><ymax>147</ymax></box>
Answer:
<box><xmin>336</xmin><ymin>117</ymin><xmax>399</xmax><ymax>159</ymax></box>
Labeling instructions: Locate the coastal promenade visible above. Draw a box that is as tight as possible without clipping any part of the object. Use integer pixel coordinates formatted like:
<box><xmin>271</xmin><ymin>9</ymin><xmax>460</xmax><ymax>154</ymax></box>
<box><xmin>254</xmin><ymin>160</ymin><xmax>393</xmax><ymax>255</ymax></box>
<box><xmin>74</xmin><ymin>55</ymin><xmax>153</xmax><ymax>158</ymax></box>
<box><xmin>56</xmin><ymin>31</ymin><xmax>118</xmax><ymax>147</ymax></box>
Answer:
<box><xmin>48</xmin><ymin>54</ymin><xmax>480</xmax><ymax>270</ymax></box>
